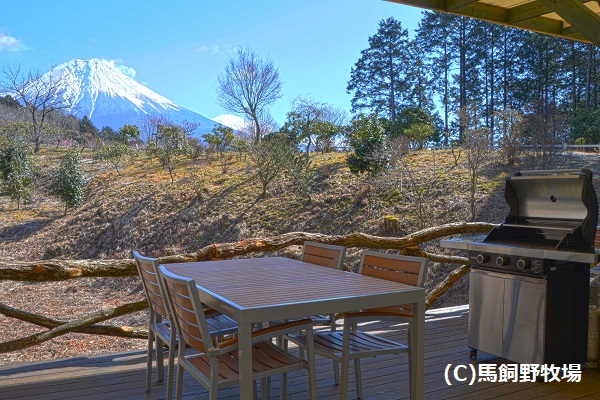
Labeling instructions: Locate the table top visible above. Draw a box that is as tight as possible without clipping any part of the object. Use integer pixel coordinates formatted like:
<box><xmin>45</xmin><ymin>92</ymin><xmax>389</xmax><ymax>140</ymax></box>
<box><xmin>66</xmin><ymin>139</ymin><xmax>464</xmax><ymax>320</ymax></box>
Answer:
<box><xmin>164</xmin><ymin>257</ymin><xmax>425</xmax><ymax>324</ymax></box>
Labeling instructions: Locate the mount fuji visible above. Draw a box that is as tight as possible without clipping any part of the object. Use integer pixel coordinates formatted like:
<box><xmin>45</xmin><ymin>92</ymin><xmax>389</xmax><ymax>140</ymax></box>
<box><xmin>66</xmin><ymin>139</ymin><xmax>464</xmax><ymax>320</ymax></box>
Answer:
<box><xmin>24</xmin><ymin>58</ymin><xmax>224</xmax><ymax>137</ymax></box>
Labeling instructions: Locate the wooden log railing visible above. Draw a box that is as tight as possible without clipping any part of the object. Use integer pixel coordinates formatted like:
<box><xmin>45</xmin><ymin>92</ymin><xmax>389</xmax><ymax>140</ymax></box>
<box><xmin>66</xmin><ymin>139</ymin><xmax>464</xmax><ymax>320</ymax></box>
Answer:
<box><xmin>0</xmin><ymin>221</ymin><xmax>495</xmax><ymax>353</ymax></box>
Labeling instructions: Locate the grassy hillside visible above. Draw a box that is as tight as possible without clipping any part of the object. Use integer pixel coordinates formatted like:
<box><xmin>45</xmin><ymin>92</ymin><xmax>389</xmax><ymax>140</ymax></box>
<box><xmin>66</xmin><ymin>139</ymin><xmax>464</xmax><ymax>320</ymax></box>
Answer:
<box><xmin>0</xmin><ymin>147</ymin><xmax>516</xmax><ymax>262</ymax></box>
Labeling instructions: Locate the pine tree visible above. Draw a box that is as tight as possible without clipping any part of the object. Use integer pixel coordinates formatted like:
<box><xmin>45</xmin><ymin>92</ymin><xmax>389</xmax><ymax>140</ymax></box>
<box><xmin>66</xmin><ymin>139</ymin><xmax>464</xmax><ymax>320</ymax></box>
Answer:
<box><xmin>0</xmin><ymin>146</ymin><xmax>34</xmax><ymax>209</ymax></box>
<box><xmin>347</xmin><ymin>17</ymin><xmax>411</xmax><ymax>124</ymax></box>
<box><xmin>52</xmin><ymin>150</ymin><xmax>86</xmax><ymax>215</ymax></box>
<box><xmin>416</xmin><ymin>11</ymin><xmax>457</xmax><ymax>145</ymax></box>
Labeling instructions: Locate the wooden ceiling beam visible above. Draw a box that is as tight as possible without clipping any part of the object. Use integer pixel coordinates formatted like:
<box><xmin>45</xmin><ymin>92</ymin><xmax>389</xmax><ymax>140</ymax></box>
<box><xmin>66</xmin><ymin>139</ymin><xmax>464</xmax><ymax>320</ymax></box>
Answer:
<box><xmin>536</xmin><ymin>0</ymin><xmax>600</xmax><ymax>45</ymax></box>
<box><xmin>508</xmin><ymin>2</ymin><xmax>554</xmax><ymax>23</ymax></box>
<box><xmin>386</xmin><ymin>0</ymin><xmax>447</xmax><ymax>13</ymax></box>
<box><xmin>509</xmin><ymin>1</ymin><xmax>598</xmax><ymax>24</ymax></box>
<box><xmin>447</xmin><ymin>0</ymin><xmax>480</xmax><ymax>11</ymax></box>
<box><xmin>388</xmin><ymin>0</ymin><xmax>510</xmax><ymax>22</ymax></box>
<box><xmin>386</xmin><ymin>0</ymin><xmax>595</xmax><ymax>43</ymax></box>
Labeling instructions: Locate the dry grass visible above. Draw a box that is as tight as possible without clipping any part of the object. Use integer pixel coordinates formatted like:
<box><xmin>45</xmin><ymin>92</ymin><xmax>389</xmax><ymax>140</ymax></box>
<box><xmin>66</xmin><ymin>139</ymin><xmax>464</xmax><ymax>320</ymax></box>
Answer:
<box><xmin>1</xmin><ymin>147</ymin><xmax>599</xmax><ymax>365</ymax></box>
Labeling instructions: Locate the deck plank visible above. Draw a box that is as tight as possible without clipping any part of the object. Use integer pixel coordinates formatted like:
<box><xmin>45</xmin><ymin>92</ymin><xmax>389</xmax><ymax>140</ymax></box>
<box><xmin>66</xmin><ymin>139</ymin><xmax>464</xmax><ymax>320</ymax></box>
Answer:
<box><xmin>0</xmin><ymin>305</ymin><xmax>598</xmax><ymax>399</ymax></box>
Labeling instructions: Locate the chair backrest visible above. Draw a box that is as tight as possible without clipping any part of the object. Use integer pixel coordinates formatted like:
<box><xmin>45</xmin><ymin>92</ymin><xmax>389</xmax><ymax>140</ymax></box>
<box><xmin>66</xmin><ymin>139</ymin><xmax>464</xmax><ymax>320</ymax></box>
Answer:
<box><xmin>359</xmin><ymin>251</ymin><xmax>428</xmax><ymax>288</ymax></box>
<box><xmin>133</xmin><ymin>251</ymin><xmax>169</xmax><ymax>319</ymax></box>
<box><xmin>158</xmin><ymin>265</ymin><xmax>213</xmax><ymax>353</ymax></box>
<box><xmin>301</xmin><ymin>241</ymin><xmax>346</xmax><ymax>269</ymax></box>
<box><xmin>595</xmin><ymin>226</ymin><xmax>600</xmax><ymax>249</ymax></box>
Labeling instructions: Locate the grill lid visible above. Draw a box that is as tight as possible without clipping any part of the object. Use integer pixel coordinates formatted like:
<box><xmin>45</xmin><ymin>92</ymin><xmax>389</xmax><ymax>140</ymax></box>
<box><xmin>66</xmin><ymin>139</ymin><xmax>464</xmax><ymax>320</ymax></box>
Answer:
<box><xmin>484</xmin><ymin>169</ymin><xmax>598</xmax><ymax>250</ymax></box>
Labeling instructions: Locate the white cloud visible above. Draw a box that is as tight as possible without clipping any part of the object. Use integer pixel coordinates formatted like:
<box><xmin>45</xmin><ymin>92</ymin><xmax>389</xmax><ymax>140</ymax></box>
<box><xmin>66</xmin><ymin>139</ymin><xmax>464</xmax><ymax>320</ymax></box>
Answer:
<box><xmin>196</xmin><ymin>44</ymin><xmax>238</xmax><ymax>56</ymax></box>
<box><xmin>0</xmin><ymin>33</ymin><xmax>25</xmax><ymax>52</ymax></box>
<box><xmin>197</xmin><ymin>45</ymin><xmax>224</xmax><ymax>55</ymax></box>
<box><xmin>106</xmin><ymin>59</ymin><xmax>137</xmax><ymax>79</ymax></box>
<box><xmin>212</xmin><ymin>114</ymin><xmax>246</xmax><ymax>130</ymax></box>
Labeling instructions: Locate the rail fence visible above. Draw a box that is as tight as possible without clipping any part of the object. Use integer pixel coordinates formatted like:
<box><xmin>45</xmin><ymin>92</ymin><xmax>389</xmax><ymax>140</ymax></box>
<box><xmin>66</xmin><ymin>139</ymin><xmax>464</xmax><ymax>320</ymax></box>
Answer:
<box><xmin>0</xmin><ymin>222</ymin><xmax>496</xmax><ymax>353</ymax></box>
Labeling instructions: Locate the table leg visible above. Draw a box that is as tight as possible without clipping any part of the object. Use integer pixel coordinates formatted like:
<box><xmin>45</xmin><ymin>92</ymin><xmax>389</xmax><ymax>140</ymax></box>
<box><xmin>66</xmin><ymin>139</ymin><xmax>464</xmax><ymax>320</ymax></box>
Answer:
<box><xmin>238</xmin><ymin>323</ymin><xmax>253</xmax><ymax>399</ymax></box>
<box><xmin>409</xmin><ymin>300</ymin><xmax>424</xmax><ymax>400</ymax></box>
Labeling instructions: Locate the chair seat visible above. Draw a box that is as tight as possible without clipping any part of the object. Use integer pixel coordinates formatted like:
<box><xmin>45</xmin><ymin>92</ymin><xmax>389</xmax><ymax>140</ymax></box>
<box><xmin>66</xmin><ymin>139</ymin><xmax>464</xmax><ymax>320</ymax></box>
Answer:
<box><xmin>308</xmin><ymin>314</ymin><xmax>333</xmax><ymax>325</ymax></box>
<box><xmin>206</xmin><ymin>313</ymin><xmax>238</xmax><ymax>337</ymax></box>
<box><xmin>153</xmin><ymin>321</ymin><xmax>172</xmax><ymax>342</ymax></box>
<box><xmin>290</xmin><ymin>331</ymin><xmax>407</xmax><ymax>361</ymax></box>
<box><xmin>183</xmin><ymin>341</ymin><xmax>307</xmax><ymax>387</ymax></box>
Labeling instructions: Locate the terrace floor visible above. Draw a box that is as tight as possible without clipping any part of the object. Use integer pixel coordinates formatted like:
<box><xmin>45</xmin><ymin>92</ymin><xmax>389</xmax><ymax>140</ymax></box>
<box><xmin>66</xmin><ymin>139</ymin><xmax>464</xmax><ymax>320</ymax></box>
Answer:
<box><xmin>1</xmin><ymin>305</ymin><xmax>599</xmax><ymax>399</ymax></box>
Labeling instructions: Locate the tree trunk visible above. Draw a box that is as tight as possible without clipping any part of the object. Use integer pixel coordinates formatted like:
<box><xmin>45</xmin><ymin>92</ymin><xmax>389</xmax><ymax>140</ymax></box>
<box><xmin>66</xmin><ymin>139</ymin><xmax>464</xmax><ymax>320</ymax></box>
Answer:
<box><xmin>0</xmin><ymin>223</ymin><xmax>496</xmax><ymax>281</ymax></box>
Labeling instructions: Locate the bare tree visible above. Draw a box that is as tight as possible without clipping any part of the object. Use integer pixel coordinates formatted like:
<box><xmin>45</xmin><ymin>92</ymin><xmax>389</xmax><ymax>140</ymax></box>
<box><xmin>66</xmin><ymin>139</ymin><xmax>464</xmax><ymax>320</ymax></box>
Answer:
<box><xmin>521</xmin><ymin>100</ymin><xmax>566</xmax><ymax>170</ymax></box>
<box><xmin>459</xmin><ymin>105</ymin><xmax>492</xmax><ymax>222</ymax></box>
<box><xmin>1</xmin><ymin>64</ymin><xmax>74</xmax><ymax>153</ymax></box>
<box><xmin>495</xmin><ymin>107</ymin><xmax>524</xmax><ymax>166</ymax></box>
<box><xmin>217</xmin><ymin>48</ymin><xmax>282</xmax><ymax>143</ymax></box>
<box><xmin>285</xmin><ymin>96</ymin><xmax>326</xmax><ymax>154</ymax></box>
<box><xmin>240</xmin><ymin>109</ymin><xmax>278</xmax><ymax>140</ymax></box>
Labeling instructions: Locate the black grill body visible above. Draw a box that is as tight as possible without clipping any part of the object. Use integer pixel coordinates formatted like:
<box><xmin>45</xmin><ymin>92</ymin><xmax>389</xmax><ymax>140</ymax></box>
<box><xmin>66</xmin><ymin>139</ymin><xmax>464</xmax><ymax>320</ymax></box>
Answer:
<box><xmin>442</xmin><ymin>169</ymin><xmax>598</xmax><ymax>366</ymax></box>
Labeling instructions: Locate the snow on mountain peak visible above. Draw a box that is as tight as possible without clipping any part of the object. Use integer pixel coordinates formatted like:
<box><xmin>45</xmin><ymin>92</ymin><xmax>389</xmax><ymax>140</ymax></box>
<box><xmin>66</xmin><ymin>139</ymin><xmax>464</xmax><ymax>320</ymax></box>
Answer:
<box><xmin>32</xmin><ymin>58</ymin><xmax>220</xmax><ymax>137</ymax></box>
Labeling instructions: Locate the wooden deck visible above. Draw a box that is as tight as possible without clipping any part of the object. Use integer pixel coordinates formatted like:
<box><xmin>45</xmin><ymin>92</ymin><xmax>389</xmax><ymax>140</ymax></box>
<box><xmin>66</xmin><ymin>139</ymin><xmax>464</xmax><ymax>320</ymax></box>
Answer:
<box><xmin>1</xmin><ymin>305</ymin><xmax>599</xmax><ymax>399</ymax></box>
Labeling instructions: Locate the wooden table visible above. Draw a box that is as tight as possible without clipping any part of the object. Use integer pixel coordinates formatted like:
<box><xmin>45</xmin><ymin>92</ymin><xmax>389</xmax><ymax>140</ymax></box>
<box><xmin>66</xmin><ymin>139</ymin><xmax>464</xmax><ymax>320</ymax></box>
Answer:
<box><xmin>164</xmin><ymin>257</ymin><xmax>425</xmax><ymax>400</ymax></box>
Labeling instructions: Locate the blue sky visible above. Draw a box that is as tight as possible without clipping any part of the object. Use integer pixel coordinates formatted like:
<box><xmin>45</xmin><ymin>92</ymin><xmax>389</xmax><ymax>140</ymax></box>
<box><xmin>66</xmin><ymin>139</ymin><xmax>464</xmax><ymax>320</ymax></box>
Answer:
<box><xmin>0</xmin><ymin>0</ymin><xmax>424</xmax><ymax>127</ymax></box>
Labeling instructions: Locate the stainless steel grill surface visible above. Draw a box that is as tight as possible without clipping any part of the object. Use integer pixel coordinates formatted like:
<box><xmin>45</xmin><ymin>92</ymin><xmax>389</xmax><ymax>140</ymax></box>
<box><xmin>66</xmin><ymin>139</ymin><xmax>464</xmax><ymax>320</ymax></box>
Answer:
<box><xmin>442</xmin><ymin>169</ymin><xmax>598</xmax><ymax>366</ymax></box>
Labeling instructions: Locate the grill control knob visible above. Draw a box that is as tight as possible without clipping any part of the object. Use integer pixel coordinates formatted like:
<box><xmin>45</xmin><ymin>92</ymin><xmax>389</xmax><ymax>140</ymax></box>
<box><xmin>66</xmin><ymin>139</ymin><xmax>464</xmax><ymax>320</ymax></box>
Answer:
<box><xmin>476</xmin><ymin>253</ymin><xmax>490</xmax><ymax>264</ymax></box>
<box><xmin>517</xmin><ymin>258</ymin><xmax>530</xmax><ymax>270</ymax></box>
<box><xmin>496</xmin><ymin>256</ymin><xmax>510</xmax><ymax>267</ymax></box>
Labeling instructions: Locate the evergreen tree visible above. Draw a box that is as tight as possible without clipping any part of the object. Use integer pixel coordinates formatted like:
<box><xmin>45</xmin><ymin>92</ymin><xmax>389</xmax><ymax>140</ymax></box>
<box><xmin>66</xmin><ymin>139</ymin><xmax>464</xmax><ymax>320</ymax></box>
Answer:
<box><xmin>99</xmin><ymin>126</ymin><xmax>118</xmax><ymax>142</ymax></box>
<box><xmin>118</xmin><ymin>124</ymin><xmax>141</xmax><ymax>143</ymax></box>
<box><xmin>347</xmin><ymin>17</ymin><xmax>411</xmax><ymax>124</ymax></box>
<box><xmin>417</xmin><ymin>11</ymin><xmax>457</xmax><ymax>145</ymax></box>
<box><xmin>79</xmin><ymin>116</ymin><xmax>99</xmax><ymax>137</ymax></box>
<box><xmin>52</xmin><ymin>150</ymin><xmax>86</xmax><ymax>215</ymax></box>
<box><xmin>202</xmin><ymin>125</ymin><xmax>235</xmax><ymax>159</ymax></box>
<box><xmin>146</xmin><ymin>124</ymin><xmax>190</xmax><ymax>183</ymax></box>
<box><xmin>345</xmin><ymin>114</ymin><xmax>389</xmax><ymax>175</ymax></box>
<box><xmin>0</xmin><ymin>146</ymin><xmax>34</xmax><ymax>209</ymax></box>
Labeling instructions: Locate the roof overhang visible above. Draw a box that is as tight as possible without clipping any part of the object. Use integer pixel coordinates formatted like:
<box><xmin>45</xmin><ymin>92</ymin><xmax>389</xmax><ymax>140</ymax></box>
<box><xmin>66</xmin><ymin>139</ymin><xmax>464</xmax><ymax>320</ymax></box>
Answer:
<box><xmin>387</xmin><ymin>0</ymin><xmax>600</xmax><ymax>46</ymax></box>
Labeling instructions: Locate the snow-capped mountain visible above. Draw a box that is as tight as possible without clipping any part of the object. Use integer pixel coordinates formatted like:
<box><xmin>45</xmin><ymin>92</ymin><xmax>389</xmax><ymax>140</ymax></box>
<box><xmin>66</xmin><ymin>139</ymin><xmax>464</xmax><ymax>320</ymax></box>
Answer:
<box><xmin>23</xmin><ymin>58</ymin><xmax>223</xmax><ymax>137</ymax></box>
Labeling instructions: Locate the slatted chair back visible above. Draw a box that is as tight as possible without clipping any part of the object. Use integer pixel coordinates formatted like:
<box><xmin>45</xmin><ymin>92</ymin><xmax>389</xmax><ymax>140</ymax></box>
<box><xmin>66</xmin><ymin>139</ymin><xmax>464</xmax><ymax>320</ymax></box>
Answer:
<box><xmin>359</xmin><ymin>251</ymin><xmax>428</xmax><ymax>317</ymax></box>
<box><xmin>595</xmin><ymin>226</ymin><xmax>600</xmax><ymax>249</ymax></box>
<box><xmin>158</xmin><ymin>265</ymin><xmax>213</xmax><ymax>354</ymax></box>
<box><xmin>133</xmin><ymin>251</ymin><xmax>169</xmax><ymax>320</ymax></box>
<box><xmin>359</xmin><ymin>251</ymin><xmax>427</xmax><ymax>287</ymax></box>
<box><xmin>301</xmin><ymin>241</ymin><xmax>346</xmax><ymax>270</ymax></box>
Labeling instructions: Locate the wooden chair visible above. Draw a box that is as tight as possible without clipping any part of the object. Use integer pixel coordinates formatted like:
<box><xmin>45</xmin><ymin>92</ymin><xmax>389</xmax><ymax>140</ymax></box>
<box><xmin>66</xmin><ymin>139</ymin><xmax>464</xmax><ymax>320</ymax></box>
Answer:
<box><xmin>279</xmin><ymin>241</ymin><xmax>347</xmax><ymax>397</ymax></box>
<box><xmin>133</xmin><ymin>251</ymin><xmax>177</xmax><ymax>399</ymax></box>
<box><xmin>301</xmin><ymin>241</ymin><xmax>346</xmax><ymax>270</ymax></box>
<box><xmin>297</xmin><ymin>242</ymin><xmax>346</xmax><ymax>386</ymax></box>
<box><xmin>299</xmin><ymin>241</ymin><xmax>346</xmax><ymax>326</ymax></box>
<box><xmin>158</xmin><ymin>265</ymin><xmax>318</xmax><ymax>400</ymax></box>
<box><xmin>288</xmin><ymin>251</ymin><xmax>428</xmax><ymax>400</ymax></box>
<box><xmin>133</xmin><ymin>251</ymin><xmax>237</xmax><ymax>400</ymax></box>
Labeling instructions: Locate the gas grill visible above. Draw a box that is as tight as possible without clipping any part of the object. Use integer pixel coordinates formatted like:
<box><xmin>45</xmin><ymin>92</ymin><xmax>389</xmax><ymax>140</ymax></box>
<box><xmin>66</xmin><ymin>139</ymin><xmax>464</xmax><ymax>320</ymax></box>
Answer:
<box><xmin>442</xmin><ymin>169</ymin><xmax>599</xmax><ymax>366</ymax></box>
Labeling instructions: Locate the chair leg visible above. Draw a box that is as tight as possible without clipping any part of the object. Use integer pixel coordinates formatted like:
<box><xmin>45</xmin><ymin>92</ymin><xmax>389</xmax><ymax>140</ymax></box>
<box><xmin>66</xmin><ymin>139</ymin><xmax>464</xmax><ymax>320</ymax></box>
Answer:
<box><xmin>333</xmin><ymin>359</ymin><xmax>340</xmax><ymax>385</ymax></box>
<box><xmin>145</xmin><ymin>329</ymin><xmax>154</xmax><ymax>392</ymax></box>
<box><xmin>166</xmin><ymin>334</ymin><xmax>176</xmax><ymax>400</ymax></box>
<box><xmin>340</xmin><ymin>322</ymin><xmax>351</xmax><ymax>400</ymax></box>
<box><xmin>354</xmin><ymin>359</ymin><xmax>363</xmax><ymax>399</ymax></box>
<box><xmin>280</xmin><ymin>336</ymin><xmax>289</xmax><ymax>399</ymax></box>
<box><xmin>175</xmin><ymin>363</ymin><xmax>184</xmax><ymax>400</ymax></box>
<box><xmin>156</xmin><ymin>336</ymin><xmax>165</xmax><ymax>382</ymax></box>
<box><xmin>306</xmin><ymin>327</ymin><xmax>317</xmax><ymax>400</ymax></box>
<box><xmin>340</xmin><ymin>355</ymin><xmax>350</xmax><ymax>400</ymax></box>
<box><xmin>260</xmin><ymin>377</ymin><xmax>270</xmax><ymax>399</ymax></box>
<box><xmin>329</xmin><ymin>317</ymin><xmax>341</xmax><ymax>385</ymax></box>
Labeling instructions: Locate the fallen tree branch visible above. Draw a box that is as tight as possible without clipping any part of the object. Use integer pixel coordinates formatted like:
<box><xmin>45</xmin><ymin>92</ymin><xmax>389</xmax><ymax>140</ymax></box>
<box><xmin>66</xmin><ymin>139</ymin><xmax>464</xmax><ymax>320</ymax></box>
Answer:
<box><xmin>0</xmin><ymin>301</ymin><xmax>150</xmax><ymax>353</ymax></box>
<box><xmin>0</xmin><ymin>300</ymin><xmax>149</xmax><ymax>339</ymax></box>
<box><xmin>0</xmin><ymin>222</ymin><xmax>493</xmax><ymax>281</ymax></box>
<box><xmin>425</xmin><ymin>265</ymin><xmax>471</xmax><ymax>309</ymax></box>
